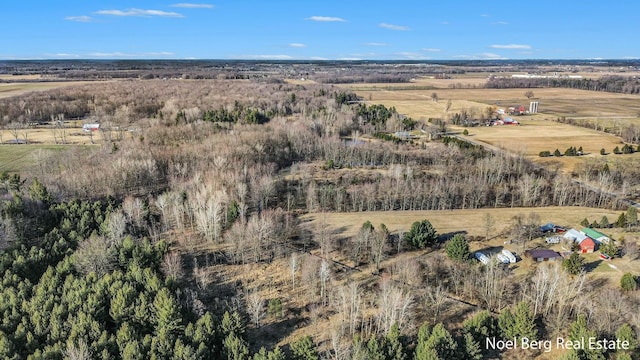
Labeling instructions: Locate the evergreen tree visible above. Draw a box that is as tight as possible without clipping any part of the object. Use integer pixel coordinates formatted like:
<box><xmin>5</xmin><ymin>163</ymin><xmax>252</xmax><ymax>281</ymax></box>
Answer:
<box><xmin>626</xmin><ymin>206</ymin><xmax>638</xmax><ymax>227</ymax></box>
<box><xmin>221</xmin><ymin>311</ymin><xmax>244</xmax><ymax>338</ymax></box>
<box><xmin>599</xmin><ymin>216</ymin><xmax>609</xmax><ymax>228</ymax></box>
<box><xmin>290</xmin><ymin>336</ymin><xmax>319</xmax><ymax>360</ymax></box>
<box><xmin>616</xmin><ymin>212</ymin><xmax>627</xmax><ymax>228</ymax></box>
<box><xmin>568</xmin><ymin>315</ymin><xmax>605</xmax><ymax>360</ymax></box>
<box><xmin>462</xmin><ymin>311</ymin><xmax>498</xmax><ymax>345</ymax></box>
<box><xmin>513</xmin><ymin>302</ymin><xmax>537</xmax><ymax>340</ymax></box>
<box><xmin>554</xmin><ymin>149</ymin><xmax>562</xmax><ymax>157</ymax></box>
<box><xmin>615</xmin><ymin>323</ymin><xmax>638</xmax><ymax>359</ymax></box>
<box><xmin>224</xmin><ymin>333</ymin><xmax>249</xmax><ymax>360</ymax></box>
<box><xmin>384</xmin><ymin>324</ymin><xmax>406</xmax><ymax>360</ymax></box>
<box><xmin>497</xmin><ymin>308</ymin><xmax>516</xmax><ymax>339</ymax></box>
<box><xmin>445</xmin><ymin>234</ymin><xmax>470</xmax><ymax>262</ymax></box>
<box><xmin>414</xmin><ymin>322</ymin><xmax>432</xmax><ymax>360</ymax></box>
<box><xmin>461</xmin><ymin>332</ymin><xmax>483</xmax><ymax>360</ymax></box>
<box><xmin>366</xmin><ymin>337</ymin><xmax>386</xmax><ymax>360</ymax></box>
<box><xmin>424</xmin><ymin>323</ymin><xmax>457</xmax><ymax>359</ymax></box>
<box><xmin>562</xmin><ymin>253</ymin><xmax>585</xmax><ymax>275</ymax></box>
<box><xmin>405</xmin><ymin>220</ymin><xmax>438</xmax><ymax>249</ymax></box>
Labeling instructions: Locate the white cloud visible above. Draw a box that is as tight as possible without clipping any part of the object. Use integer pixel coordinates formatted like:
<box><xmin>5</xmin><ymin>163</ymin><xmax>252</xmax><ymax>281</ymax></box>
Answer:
<box><xmin>479</xmin><ymin>52</ymin><xmax>506</xmax><ymax>59</ymax></box>
<box><xmin>95</xmin><ymin>9</ymin><xmax>184</xmax><ymax>18</ymax></box>
<box><xmin>422</xmin><ymin>48</ymin><xmax>441</xmax><ymax>52</ymax></box>
<box><xmin>492</xmin><ymin>21</ymin><xmax>509</xmax><ymax>25</ymax></box>
<box><xmin>454</xmin><ymin>53</ymin><xmax>507</xmax><ymax>60</ymax></box>
<box><xmin>480</xmin><ymin>14</ymin><xmax>490</xmax><ymax>17</ymax></box>
<box><xmin>441</xmin><ymin>21</ymin><xmax>449</xmax><ymax>25</ymax></box>
<box><xmin>395</xmin><ymin>52</ymin><xmax>430</xmax><ymax>60</ymax></box>
<box><xmin>490</xmin><ymin>44</ymin><xmax>531</xmax><ymax>49</ymax></box>
<box><xmin>307</xmin><ymin>16</ymin><xmax>346</xmax><ymax>22</ymax></box>
<box><xmin>288</xmin><ymin>43</ymin><xmax>306</xmax><ymax>48</ymax></box>
<box><xmin>170</xmin><ymin>3</ymin><xmax>214</xmax><ymax>8</ymax></box>
<box><xmin>87</xmin><ymin>51</ymin><xmax>175</xmax><ymax>58</ymax></box>
<box><xmin>310</xmin><ymin>56</ymin><xmax>329</xmax><ymax>60</ymax></box>
<box><xmin>379</xmin><ymin>23</ymin><xmax>409</xmax><ymax>31</ymax></box>
<box><xmin>65</xmin><ymin>15</ymin><xmax>93</xmax><ymax>22</ymax></box>
<box><xmin>364</xmin><ymin>42</ymin><xmax>389</xmax><ymax>47</ymax></box>
<box><xmin>48</xmin><ymin>53</ymin><xmax>81</xmax><ymax>58</ymax></box>
<box><xmin>337</xmin><ymin>57</ymin><xmax>362</xmax><ymax>61</ymax></box>
<box><xmin>240</xmin><ymin>54</ymin><xmax>294</xmax><ymax>60</ymax></box>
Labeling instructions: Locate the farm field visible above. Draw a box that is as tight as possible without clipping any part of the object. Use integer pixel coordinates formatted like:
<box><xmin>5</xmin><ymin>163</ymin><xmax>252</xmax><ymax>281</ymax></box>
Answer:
<box><xmin>348</xmin><ymin>83</ymin><xmax>640</xmax><ymax>172</ymax></box>
<box><xmin>0</xmin><ymin>80</ymin><xmax>97</xmax><ymax>99</ymax></box>
<box><xmin>0</xmin><ymin>127</ymin><xmax>129</xmax><ymax>146</ymax></box>
<box><xmin>456</xmin><ymin>119</ymin><xmax>638</xmax><ymax>169</ymax></box>
<box><xmin>0</xmin><ymin>144</ymin><xmax>86</xmax><ymax>173</ymax></box>
<box><xmin>302</xmin><ymin>206</ymin><xmax>623</xmax><ymax>239</ymax></box>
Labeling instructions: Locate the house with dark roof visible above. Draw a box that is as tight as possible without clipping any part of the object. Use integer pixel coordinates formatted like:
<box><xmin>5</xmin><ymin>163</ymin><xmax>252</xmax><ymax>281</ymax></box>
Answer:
<box><xmin>525</xmin><ymin>249</ymin><xmax>562</xmax><ymax>262</ymax></box>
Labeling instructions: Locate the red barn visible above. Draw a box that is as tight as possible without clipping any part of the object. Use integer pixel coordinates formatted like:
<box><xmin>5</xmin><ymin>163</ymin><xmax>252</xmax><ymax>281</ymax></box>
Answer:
<box><xmin>580</xmin><ymin>237</ymin><xmax>596</xmax><ymax>254</ymax></box>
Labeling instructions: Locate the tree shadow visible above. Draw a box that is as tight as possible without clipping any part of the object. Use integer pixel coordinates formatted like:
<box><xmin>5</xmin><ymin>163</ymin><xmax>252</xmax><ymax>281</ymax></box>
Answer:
<box><xmin>247</xmin><ymin>316</ymin><xmax>304</xmax><ymax>353</ymax></box>
<box><xmin>584</xmin><ymin>259</ymin><xmax>603</xmax><ymax>272</ymax></box>
<box><xmin>437</xmin><ymin>230</ymin><xmax>468</xmax><ymax>242</ymax></box>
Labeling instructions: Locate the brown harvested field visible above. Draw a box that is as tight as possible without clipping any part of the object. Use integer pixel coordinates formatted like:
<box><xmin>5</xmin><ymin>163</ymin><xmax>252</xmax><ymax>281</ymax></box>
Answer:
<box><xmin>2</xmin><ymin>128</ymin><xmax>93</xmax><ymax>145</ymax></box>
<box><xmin>302</xmin><ymin>207</ymin><xmax>623</xmax><ymax>239</ymax></box>
<box><xmin>349</xmin><ymin>83</ymin><xmax>640</xmax><ymax>172</ymax></box>
<box><xmin>456</xmin><ymin>119</ymin><xmax>640</xmax><ymax>170</ymax></box>
<box><xmin>0</xmin><ymin>128</ymin><xmax>131</xmax><ymax>145</ymax></box>
<box><xmin>0</xmin><ymin>80</ymin><xmax>101</xmax><ymax>99</ymax></box>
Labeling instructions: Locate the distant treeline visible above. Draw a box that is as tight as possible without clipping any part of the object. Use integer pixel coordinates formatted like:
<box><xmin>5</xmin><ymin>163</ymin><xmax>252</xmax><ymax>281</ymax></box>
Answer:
<box><xmin>486</xmin><ymin>75</ymin><xmax>640</xmax><ymax>94</ymax></box>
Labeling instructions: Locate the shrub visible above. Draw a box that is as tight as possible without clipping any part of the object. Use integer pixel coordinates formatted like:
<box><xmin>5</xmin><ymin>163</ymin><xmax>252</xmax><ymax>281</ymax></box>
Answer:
<box><xmin>620</xmin><ymin>273</ymin><xmax>638</xmax><ymax>291</ymax></box>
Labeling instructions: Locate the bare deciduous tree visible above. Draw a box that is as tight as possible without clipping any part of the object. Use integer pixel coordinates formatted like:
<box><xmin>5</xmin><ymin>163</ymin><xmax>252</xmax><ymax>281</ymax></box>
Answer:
<box><xmin>161</xmin><ymin>252</ymin><xmax>184</xmax><ymax>281</ymax></box>
<box><xmin>246</xmin><ymin>292</ymin><xmax>266</xmax><ymax>328</ymax></box>
<box><xmin>375</xmin><ymin>279</ymin><xmax>413</xmax><ymax>334</ymax></box>
<box><xmin>290</xmin><ymin>253</ymin><xmax>299</xmax><ymax>289</ymax></box>
<box><xmin>319</xmin><ymin>260</ymin><xmax>331</xmax><ymax>306</ymax></box>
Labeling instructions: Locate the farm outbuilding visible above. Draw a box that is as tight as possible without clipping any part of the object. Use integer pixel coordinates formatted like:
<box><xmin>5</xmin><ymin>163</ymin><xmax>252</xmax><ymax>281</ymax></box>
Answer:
<box><xmin>579</xmin><ymin>237</ymin><xmax>596</xmax><ymax>253</ymax></box>
<box><xmin>563</xmin><ymin>229</ymin><xmax>589</xmax><ymax>244</ymax></box>
<box><xmin>525</xmin><ymin>249</ymin><xmax>562</xmax><ymax>262</ymax></box>
<box><xmin>580</xmin><ymin>228</ymin><xmax>611</xmax><ymax>244</ymax></box>
<box><xmin>501</xmin><ymin>249</ymin><xmax>517</xmax><ymax>263</ymax></box>
<box><xmin>474</xmin><ymin>252</ymin><xmax>490</xmax><ymax>265</ymax></box>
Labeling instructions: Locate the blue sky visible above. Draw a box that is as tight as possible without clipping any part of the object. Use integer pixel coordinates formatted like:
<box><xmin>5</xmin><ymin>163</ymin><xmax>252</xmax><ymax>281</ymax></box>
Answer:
<box><xmin>1</xmin><ymin>1</ymin><xmax>638</xmax><ymax>60</ymax></box>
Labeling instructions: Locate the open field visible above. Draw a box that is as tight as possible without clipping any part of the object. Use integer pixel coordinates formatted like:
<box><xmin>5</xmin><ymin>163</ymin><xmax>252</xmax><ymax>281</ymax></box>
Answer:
<box><xmin>0</xmin><ymin>144</ymin><xmax>91</xmax><ymax>173</ymax></box>
<box><xmin>302</xmin><ymin>207</ymin><xmax>623</xmax><ymax>239</ymax></box>
<box><xmin>349</xmin><ymin>84</ymin><xmax>640</xmax><ymax>172</ymax></box>
<box><xmin>455</xmin><ymin>119</ymin><xmax>640</xmax><ymax>169</ymax></box>
<box><xmin>0</xmin><ymin>80</ymin><xmax>99</xmax><ymax>99</ymax></box>
<box><xmin>303</xmin><ymin>207</ymin><xmax>640</xmax><ymax>286</ymax></box>
<box><xmin>0</xmin><ymin>127</ymin><xmax>129</xmax><ymax>146</ymax></box>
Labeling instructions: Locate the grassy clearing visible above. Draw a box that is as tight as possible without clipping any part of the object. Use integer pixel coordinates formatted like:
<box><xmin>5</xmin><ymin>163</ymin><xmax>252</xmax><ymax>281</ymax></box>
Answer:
<box><xmin>0</xmin><ymin>144</ymin><xmax>88</xmax><ymax>173</ymax></box>
<box><xmin>302</xmin><ymin>207</ymin><xmax>623</xmax><ymax>239</ymax></box>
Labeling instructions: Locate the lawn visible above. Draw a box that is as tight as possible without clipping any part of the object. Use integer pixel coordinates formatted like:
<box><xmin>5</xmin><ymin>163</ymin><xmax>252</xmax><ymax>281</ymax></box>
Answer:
<box><xmin>0</xmin><ymin>144</ymin><xmax>87</xmax><ymax>173</ymax></box>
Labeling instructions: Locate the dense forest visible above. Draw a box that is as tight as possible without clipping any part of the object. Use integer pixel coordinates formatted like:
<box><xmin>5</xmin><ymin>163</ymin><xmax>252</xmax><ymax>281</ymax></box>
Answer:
<box><xmin>1</xmin><ymin>69</ymin><xmax>639</xmax><ymax>359</ymax></box>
